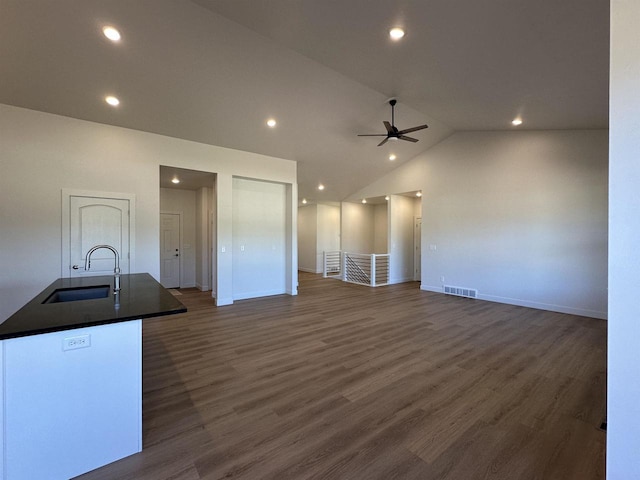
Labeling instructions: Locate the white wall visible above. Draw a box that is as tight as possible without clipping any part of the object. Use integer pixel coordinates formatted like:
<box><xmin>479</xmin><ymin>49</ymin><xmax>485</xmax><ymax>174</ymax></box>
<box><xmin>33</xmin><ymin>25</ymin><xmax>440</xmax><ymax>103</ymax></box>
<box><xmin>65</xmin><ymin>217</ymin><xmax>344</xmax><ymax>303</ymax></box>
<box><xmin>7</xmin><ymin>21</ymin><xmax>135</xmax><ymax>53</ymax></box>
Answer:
<box><xmin>608</xmin><ymin>1</ymin><xmax>640</xmax><ymax>476</ymax></box>
<box><xmin>389</xmin><ymin>195</ymin><xmax>415</xmax><ymax>283</ymax></box>
<box><xmin>209</xmin><ymin>183</ymin><xmax>217</xmax><ymax>295</ymax></box>
<box><xmin>284</xmin><ymin>182</ymin><xmax>298</xmax><ymax>295</ymax></box>
<box><xmin>340</xmin><ymin>201</ymin><xmax>388</xmax><ymax>257</ymax></box>
<box><xmin>232</xmin><ymin>178</ymin><xmax>287</xmax><ymax>300</ymax></box>
<box><xmin>0</xmin><ymin>105</ymin><xmax>297</xmax><ymax>320</ymax></box>
<box><xmin>297</xmin><ymin>203</ymin><xmax>340</xmax><ymax>274</ymax></box>
<box><xmin>216</xmin><ymin>174</ymin><xmax>234</xmax><ymax>305</ymax></box>
<box><xmin>373</xmin><ymin>204</ymin><xmax>388</xmax><ymax>254</ymax></box>
<box><xmin>414</xmin><ymin>196</ymin><xmax>422</xmax><ymax>218</ymax></box>
<box><xmin>316</xmin><ymin>204</ymin><xmax>341</xmax><ymax>271</ymax></box>
<box><xmin>160</xmin><ymin>188</ymin><xmax>196</xmax><ymax>288</ymax></box>
<box><xmin>349</xmin><ymin>129</ymin><xmax>608</xmax><ymax>318</ymax></box>
<box><xmin>195</xmin><ymin>187</ymin><xmax>206</xmax><ymax>290</ymax></box>
<box><xmin>341</xmin><ymin>202</ymin><xmax>375</xmax><ymax>254</ymax></box>
<box><xmin>297</xmin><ymin>204</ymin><xmax>318</xmax><ymax>273</ymax></box>
<box><xmin>195</xmin><ymin>186</ymin><xmax>214</xmax><ymax>291</ymax></box>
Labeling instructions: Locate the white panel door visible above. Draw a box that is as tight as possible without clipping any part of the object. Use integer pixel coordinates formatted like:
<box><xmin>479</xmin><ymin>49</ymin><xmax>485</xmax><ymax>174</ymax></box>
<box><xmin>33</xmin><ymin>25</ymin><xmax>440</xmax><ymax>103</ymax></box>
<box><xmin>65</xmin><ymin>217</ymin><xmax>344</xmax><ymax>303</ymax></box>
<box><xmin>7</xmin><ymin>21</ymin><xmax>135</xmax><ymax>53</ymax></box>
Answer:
<box><xmin>69</xmin><ymin>196</ymin><xmax>130</xmax><ymax>277</ymax></box>
<box><xmin>160</xmin><ymin>213</ymin><xmax>180</xmax><ymax>288</ymax></box>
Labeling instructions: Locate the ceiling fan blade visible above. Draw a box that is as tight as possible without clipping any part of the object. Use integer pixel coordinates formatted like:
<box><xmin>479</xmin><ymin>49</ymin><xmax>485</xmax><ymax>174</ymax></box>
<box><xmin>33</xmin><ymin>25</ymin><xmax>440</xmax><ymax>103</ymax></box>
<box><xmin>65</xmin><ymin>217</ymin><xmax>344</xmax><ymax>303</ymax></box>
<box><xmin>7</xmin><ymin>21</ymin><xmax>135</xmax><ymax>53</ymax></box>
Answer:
<box><xmin>399</xmin><ymin>135</ymin><xmax>419</xmax><ymax>143</ymax></box>
<box><xmin>358</xmin><ymin>134</ymin><xmax>388</xmax><ymax>137</ymax></box>
<box><xmin>397</xmin><ymin>124</ymin><xmax>429</xmax><ymax>135</ymax></box>
<box><xmin>377</xmin><ymin>137</ymin><xmax>389</xmax><ymax>147</ymax></box>
<box><xmin>383</xmin><ymin>121</ymin><xmax>394</xmax><ymax>134</ymax></box>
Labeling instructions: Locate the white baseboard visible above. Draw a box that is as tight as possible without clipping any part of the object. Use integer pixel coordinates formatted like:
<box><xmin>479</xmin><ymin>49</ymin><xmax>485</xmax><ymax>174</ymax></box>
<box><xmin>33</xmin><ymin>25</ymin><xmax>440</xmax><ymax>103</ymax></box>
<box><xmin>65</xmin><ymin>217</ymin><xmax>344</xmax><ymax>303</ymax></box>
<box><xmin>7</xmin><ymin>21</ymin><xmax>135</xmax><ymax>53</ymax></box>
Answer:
<box><xmin>196</xmin><ymin>282</ymin><xmax>209</xmax><ymax>292</ymax></box>
<box><xmin>419</xmin><ymin>285</ymin><xmax>607</xmax><ymax>320</ymax></box>
<box><xmin>299</xmin><ymin>267</ymin><xmax>321</xmax><ymax>274</ymax></box>
<box><xmin>388</xmin><ymin>277</ymin><xmax>415</xmax><ymax>285</ymax></box>
<box><xmin>233</xmin><ymin>289</ymin><xmax>286</xmax><ymax>301</ymax></box>
<box><xmin>180</xmin><ymin>282</ymin><xmax>196</xmax><ymax>289</ymax></box>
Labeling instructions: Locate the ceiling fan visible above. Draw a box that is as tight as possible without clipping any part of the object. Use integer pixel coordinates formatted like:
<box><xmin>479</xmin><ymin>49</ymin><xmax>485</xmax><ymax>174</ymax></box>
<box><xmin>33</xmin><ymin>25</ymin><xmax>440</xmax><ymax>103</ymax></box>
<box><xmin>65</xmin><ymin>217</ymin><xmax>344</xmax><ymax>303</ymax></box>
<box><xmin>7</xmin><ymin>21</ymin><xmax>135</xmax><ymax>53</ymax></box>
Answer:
<box><xmin>358</xmin><ymin>99</ymin><xmax>428</xmax><ymax>147</ymax></box>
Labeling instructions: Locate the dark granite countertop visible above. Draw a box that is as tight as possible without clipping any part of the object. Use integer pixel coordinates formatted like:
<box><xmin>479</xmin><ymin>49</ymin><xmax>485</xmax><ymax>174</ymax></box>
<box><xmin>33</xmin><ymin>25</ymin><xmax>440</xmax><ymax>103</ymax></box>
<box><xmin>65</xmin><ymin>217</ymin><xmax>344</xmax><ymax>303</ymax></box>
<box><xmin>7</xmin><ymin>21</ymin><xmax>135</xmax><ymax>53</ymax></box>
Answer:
<box><xmin>0</xmin><ymin>273</ymin><xmax>187</xmax><ymax>340</ymax></box>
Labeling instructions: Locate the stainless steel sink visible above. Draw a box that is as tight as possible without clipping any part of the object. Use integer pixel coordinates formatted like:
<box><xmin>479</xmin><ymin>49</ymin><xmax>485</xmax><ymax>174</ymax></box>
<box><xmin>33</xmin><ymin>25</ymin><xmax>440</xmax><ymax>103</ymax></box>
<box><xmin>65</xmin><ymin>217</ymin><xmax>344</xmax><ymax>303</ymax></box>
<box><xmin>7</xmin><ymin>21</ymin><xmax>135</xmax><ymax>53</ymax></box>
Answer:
<box><xmin>42</xmin><ymin>285</ymin><xmax>111</xmax><ymax>304</ymax></box>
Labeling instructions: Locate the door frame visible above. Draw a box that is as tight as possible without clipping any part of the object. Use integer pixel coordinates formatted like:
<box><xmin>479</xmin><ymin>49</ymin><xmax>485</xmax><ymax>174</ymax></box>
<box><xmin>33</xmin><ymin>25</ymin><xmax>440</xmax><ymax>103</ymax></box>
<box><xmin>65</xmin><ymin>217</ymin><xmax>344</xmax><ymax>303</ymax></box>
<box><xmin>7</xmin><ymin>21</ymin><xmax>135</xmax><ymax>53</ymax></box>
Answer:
<box><xmin>414</xmin><ymin>216</ymin><xmax>422</xmax><ymax>281</ymax></box>
<box><xmin>160</xmin><ymin>211</ymin><xmax>183</xmax><ymax>288</ymax></box>
<box><xmin>62</xmin><ymin>189</ymin><xmax>136</xmax><ymax>278</ymax></box>
<box><xmin>209</xmin><ymin>210</ymin><xmax>215</xmax><ymax>294</ymax></box>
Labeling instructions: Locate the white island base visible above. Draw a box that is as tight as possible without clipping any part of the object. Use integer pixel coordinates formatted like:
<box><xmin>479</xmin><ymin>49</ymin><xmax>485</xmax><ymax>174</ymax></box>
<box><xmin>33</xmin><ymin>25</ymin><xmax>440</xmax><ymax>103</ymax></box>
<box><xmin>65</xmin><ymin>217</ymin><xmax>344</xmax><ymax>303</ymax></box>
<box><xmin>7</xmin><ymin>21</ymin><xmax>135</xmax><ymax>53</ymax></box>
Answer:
<box><xmin>0</xmin><ymin>320</ymin><xmax>142</xmax><ymax>480</ymax></box>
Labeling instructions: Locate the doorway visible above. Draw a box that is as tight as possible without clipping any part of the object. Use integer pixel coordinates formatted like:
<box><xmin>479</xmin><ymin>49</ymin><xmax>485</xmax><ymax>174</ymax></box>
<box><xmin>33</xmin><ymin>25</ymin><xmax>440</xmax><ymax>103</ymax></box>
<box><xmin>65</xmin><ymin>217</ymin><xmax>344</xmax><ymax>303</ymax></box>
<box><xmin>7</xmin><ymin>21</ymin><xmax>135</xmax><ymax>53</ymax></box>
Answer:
<box><xmin>159</xmin><ymin>166</ymin><xmax>216</xmax><ymax>293</ymax></box>
<box><xmin>160</xmin><ymin>213</ymin><xmax>181</xmax><ymax>288</ymax></box>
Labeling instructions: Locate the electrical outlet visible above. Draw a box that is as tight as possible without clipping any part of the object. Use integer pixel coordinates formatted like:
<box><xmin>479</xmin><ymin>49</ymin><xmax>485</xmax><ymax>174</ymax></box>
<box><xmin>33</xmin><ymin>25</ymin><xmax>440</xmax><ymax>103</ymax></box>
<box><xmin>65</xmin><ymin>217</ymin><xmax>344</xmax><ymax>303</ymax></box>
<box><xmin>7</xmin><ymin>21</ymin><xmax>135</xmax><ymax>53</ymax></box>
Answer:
<box><xmin>440</xmin><ymin>276</ymin><xmax>445</xmax><ymax>283</ymax></box>
<box><xmin>63</xmin><ymin>334</ymin><xmax>91</xmax><ymax>351</ymax></box>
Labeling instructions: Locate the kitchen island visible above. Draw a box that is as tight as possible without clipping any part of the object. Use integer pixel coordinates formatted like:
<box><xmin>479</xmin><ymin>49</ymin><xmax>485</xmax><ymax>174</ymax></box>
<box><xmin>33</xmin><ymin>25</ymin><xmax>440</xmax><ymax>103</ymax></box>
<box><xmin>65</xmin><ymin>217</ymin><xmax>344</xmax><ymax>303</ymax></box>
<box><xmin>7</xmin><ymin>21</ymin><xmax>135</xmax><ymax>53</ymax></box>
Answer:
<box><xmin>0</xmin><ymin>273</ymin><xmax>186</xmax><ymax>480</ymax></box>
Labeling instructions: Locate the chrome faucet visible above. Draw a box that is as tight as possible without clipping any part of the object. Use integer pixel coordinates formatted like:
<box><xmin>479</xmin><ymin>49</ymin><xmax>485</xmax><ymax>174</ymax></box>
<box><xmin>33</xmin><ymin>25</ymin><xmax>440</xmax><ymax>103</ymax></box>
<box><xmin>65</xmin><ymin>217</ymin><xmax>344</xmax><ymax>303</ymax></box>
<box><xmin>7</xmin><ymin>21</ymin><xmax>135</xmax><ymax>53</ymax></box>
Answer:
<box><xmin>85</xmin><ymin>244</ymin><xmax>121</xmax><ymax>292</ymax></box>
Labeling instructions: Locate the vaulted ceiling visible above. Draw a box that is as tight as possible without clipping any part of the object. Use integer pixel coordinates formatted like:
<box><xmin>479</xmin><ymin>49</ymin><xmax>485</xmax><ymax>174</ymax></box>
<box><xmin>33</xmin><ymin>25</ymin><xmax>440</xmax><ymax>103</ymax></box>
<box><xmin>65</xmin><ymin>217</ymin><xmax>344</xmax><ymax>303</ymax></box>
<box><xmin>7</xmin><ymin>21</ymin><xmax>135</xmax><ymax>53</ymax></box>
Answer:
<box><xmin>0</xmin><ymin>0</ymin><xmax>609</xmax><ymax>202</ymax></box>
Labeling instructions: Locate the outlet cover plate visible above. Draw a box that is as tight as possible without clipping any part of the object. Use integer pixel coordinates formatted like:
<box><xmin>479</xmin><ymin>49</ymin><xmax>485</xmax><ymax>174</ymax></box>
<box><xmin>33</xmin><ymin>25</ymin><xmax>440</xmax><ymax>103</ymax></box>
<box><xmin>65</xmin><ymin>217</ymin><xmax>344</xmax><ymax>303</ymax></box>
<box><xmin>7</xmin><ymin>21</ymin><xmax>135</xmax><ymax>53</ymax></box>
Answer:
<box><xmin>63</xmin><ymin>334</ymin><xmax>91</xmax><ymax>351</ymax></box>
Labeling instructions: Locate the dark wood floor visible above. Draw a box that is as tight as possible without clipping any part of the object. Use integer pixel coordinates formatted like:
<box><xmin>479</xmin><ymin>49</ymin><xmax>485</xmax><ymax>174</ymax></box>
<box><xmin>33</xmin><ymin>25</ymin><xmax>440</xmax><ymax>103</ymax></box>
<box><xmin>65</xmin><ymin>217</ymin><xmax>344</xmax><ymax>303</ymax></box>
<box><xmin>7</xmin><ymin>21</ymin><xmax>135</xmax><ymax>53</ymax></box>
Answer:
<box><xmin>75</xmin><ymin>272</ymin><xmax>606</xmax><ymax>480</ymax></box>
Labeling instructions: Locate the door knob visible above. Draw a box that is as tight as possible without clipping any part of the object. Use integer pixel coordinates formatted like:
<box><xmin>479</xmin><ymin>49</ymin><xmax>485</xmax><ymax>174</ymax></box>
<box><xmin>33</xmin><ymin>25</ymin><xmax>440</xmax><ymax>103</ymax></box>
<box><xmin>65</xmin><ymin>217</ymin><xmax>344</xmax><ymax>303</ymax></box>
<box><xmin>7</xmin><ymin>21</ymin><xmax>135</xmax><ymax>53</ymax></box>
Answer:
<box><xmin>72</xmin><ymin>265</ymin><xmax>79</xmax><ymax>270</ymax></box>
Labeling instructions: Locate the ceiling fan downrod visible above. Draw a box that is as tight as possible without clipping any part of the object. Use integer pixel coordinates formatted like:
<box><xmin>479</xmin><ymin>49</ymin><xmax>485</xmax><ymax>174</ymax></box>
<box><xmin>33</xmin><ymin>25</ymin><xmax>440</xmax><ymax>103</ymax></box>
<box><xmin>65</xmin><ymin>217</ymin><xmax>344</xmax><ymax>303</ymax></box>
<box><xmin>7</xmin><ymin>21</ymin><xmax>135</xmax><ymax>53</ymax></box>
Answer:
<box><xmin>390</xmin><ymin>99</ymin><xmax>396</xmax><ymax>127</ymax></box>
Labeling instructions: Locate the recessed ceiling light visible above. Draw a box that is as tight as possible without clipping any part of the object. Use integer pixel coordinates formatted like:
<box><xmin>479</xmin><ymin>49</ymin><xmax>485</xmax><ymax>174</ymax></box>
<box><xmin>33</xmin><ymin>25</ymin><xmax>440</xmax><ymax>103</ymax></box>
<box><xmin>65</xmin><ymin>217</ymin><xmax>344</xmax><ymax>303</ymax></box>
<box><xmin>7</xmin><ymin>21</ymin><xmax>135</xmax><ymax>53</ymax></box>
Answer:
<box><xmin>512</xmin><ymin>118</ymin><xmax>523</xmax><ymax>126</ymax></box>
<box><xmin>362</xmin><ymin>199</ymin><xmax>367</xmax><ymax>204</ymax></box>
<box><xmin>302</xmin><ymin>198</ymin><xmax>307</xmax><ymax>204</ymax></box>
<box><xmin>389</xmin><ymin>154</ymin><xmax>397</xmax><ymax>161</ymax></box>
<box><xmin>171</xmin><ymin>177</ymin><xmax>180</xmax><ymax>184</ymax></box>
<box><xmin>318</xmin><ymin>184</ymin><xmax>325</xmax><ymax>191</ymax></box>
<box><xmin>389</xmin><ymin>28</ymin><xmax>405</xmax><ymax>40</ymax></box>
<box><xmin>105</xmin><ymin>95</ymin><xmax>120</xmax><ymax>106</ymax></box>
<box><xmin>266</xmin><ymin>118</ymin><xmax>277</xmax><ymax>128</ymax></box>
<box><xmin>416</xmin><ymin>191</ymin><xmax>423</xmax><ymax>197</ymax></box>
<box><xmin>385</xmin><ymin>196</ymin><xmax>390</xmax><ymax>201</ymax></box>
<box><xmin>102</xmin><ymin>26</ymin><xmax>121</xmax><ymax>42</ymax></box>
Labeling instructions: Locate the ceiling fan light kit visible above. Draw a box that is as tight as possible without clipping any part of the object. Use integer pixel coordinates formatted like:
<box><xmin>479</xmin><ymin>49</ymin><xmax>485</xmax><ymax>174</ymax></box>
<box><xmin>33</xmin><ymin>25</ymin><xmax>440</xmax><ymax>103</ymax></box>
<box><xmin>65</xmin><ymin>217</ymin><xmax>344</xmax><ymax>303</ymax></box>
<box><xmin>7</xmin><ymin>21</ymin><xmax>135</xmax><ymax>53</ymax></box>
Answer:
<box><xmin>358</xmin><ymin>99</ymin><xmax>428</xmax><ymax>146</ymax></box>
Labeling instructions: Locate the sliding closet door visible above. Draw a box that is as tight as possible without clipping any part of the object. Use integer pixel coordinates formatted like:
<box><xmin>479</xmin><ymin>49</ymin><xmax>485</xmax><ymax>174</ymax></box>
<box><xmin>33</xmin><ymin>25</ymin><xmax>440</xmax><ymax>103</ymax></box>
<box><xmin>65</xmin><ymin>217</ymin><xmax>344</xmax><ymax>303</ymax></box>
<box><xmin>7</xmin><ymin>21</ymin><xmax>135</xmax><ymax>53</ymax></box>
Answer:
<box><xmin>232</xmin><ymin>178</ymin><xmax>286</xmax><ymax>300</ymax></box>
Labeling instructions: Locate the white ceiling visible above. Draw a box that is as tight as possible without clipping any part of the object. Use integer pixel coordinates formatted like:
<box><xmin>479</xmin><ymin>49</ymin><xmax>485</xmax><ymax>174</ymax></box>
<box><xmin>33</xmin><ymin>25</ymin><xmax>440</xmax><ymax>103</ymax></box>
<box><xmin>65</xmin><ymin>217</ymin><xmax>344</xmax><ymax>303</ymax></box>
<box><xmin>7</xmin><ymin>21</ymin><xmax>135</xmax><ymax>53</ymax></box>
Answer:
<box><xmin>0</xmin><ymin>0</ymin><xmax>609</xmax><ymax>202</ymax></box>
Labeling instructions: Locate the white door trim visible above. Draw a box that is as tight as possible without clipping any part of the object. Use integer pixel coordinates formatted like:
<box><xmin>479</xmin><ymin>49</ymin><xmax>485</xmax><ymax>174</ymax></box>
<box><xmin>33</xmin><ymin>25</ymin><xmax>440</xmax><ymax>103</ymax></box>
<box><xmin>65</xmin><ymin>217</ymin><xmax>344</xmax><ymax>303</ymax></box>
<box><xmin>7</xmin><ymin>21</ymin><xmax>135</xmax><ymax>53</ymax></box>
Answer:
<box><xmin>62</xmin><ymin>189</ymin><xmax>136</xmax><ymax>278</ymax></box>
<box><xmin>160</xmin><ymin>211</ymin><xmax>183</xmax><ymax>288</ymax></box>
<box><xmin>414</xmin><ymin>216</ymin><xmax>422</xmax><ymax>282</ymax></box>
<box><xmin>209</xmin><ymin>210</ymin><xmax>215</xmax><ymax>296</ymax></box>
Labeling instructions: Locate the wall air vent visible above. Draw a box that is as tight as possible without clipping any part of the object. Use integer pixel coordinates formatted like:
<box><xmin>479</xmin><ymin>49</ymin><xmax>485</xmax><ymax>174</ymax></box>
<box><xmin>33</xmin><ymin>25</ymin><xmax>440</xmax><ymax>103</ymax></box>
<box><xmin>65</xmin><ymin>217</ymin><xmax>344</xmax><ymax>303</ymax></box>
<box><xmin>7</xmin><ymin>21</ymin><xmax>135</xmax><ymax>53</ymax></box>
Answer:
<box><xmin>443</xmin><ymin>285</ymin><xmax>478</xmax><ymax>299</ymax></box>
